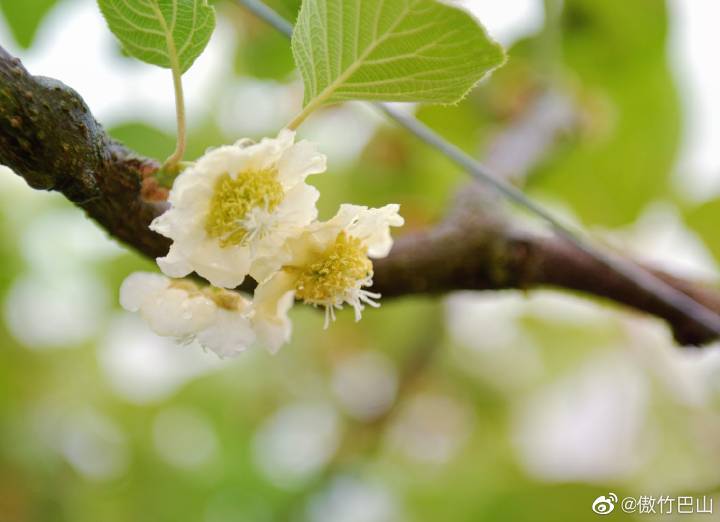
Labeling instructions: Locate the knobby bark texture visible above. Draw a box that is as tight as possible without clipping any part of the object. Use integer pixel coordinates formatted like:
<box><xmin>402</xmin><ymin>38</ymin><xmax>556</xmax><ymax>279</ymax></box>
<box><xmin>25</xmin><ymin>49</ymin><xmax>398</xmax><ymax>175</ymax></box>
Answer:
<box><xmin>0</xmin><ymin>46</ymin><xmax>168</xmax><ymax>258</ymax></box>
<box><xmin>1</xmin><ymin>46</ymin><xmax>719</xmax><ymax>346</ymax></box>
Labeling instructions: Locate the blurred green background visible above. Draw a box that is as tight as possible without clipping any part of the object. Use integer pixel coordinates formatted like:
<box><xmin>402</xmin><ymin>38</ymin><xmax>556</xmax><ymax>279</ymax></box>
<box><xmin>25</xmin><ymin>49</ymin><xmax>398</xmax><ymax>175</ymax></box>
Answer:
<box><xmin>2</xmin><ymin>0</ymin><xmax>720</xmax><ymax>520</ymax></box>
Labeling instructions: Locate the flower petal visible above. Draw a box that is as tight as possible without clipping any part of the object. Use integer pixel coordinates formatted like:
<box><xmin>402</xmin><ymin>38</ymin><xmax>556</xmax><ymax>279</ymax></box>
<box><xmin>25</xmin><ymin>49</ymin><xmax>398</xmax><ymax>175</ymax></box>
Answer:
<box><xmin>239</xmin><ymin>129</ymin><xmax>295</xmax><ymax>173</ymax></box>
<box><xmin>189</xmin><ymin>239</ymin><xmax>252</xmax><ymax>289</ymax></box>
<box><xmin>277</xmin><ymin>140</ymin><xmax>326</xmax><ymax>187</ymax></box>
<box><xmin>197</xmin><ymin>309</ymin><xmax>256</xmax><ymax>358</ymax></box>
<box><xmin>275</xmin><ymin>182</ymin><xmax>320</xmax><ymax>226</ymax></box>
<box><xmin>347</xmin><ymin>204</ymin><xmax>404</xmax><ymax>258</ymax></box>
<box><xmin>141</xmin><ymin>288</ymin><xmax>216</xmax><ymax>338</ymax></box>
<box><xmin>119</xmin><ymin>272</ymin><xmax>169</xmax><ymax>311</ymax></box>
<box><xmin>253</xmin><ymin>270</ymin><xmax>297</xmax><ymax>354</ymax></box>
<box><xmin>156</xmin><ymin>243</ymin><xmax>195</xmax><ymax>280</ymax></box>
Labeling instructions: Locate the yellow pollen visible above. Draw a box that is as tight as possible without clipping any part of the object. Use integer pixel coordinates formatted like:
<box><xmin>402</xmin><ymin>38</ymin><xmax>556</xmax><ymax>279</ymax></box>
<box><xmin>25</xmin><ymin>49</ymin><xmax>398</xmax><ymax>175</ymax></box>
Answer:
<box><xmin>205</xmin><ymin>169</ymin><xmax>284</xmax><ymax>247</ymax></box>
<box><xmin>294</xmin><ymin>232</ymin><xmax>373</xmax><ymax>305</ymax></box>
<box><xmin>204</xmin><ymin>287</ymin><xmax>244</xmax><ymax>311</ymax></box>
<box><xmin>169</xmin><ymin>280</ymin><xmax>201</xmax><ymax>295</ymax></box>
<box><xmin>170</xmin><ymin>280</ymin><xmax>244</xmax><ymax>311</ymax></box>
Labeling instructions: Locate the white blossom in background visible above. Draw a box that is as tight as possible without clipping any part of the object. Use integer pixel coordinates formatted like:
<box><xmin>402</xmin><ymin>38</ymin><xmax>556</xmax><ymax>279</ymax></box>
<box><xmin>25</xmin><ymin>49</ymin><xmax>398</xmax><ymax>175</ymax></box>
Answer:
<box><xmin>5</xmin><ymin>273</ymin><xmax>109</xmax><ymax>350</ymax></box>
<box><xmin>512</xmin><ymin>353</ymin><xmax>650</xmax><ymax>482</ymax></box>
<box><xmin>252</xmin><ymin>403</ymin><xmax>340</xmax><ymax>489</ymax></box>
<box><xmin>331</xmin><ymin>351</ymin><xmax>398</xmax><ymax>421</ymax></box>
<box><xmin>153</xmin><ymin>407</ymin><xmax>218</xmax><ymax>470</ymax></box>
<box><xmin>387</xmin><ymin>393</ymin><xmax>474</xmax><ymax>464</ymax></box>
<box><xmin>98</xmin><ymin>314</ymin><xmax>226</xmax><ymax>404</ymax></box>
<box><xmin>3</xmin><ymin>203</ymin><xmax>122</xmax><ymax>351</ymax></box>
<box><xmin>307</xmin><ymin>476</ymin><xmax>402</xmax><ymax>522</ymax></box>
<box><xmin>28</xmin><ymin>403</ymin><xmax>129</xmax><ymax>481</ymax></box>
<box><xmin>120</xmin><ymin>272</ymin><xmax>255</xmax><ymax>358</ymax></box>
<box><xmin>59</xmin><ymin>409</ymin><xmax>129</xmax><ymax>481</ymax></box>
<box><xmin>151</xmin><ymin>130</ymin><xmax>326</xmax><ymax>288</ymax></box>
<box><xmin>253</xmin><ymin>204</ymin><xmax>404</xmax><ymax>346</ymax></box>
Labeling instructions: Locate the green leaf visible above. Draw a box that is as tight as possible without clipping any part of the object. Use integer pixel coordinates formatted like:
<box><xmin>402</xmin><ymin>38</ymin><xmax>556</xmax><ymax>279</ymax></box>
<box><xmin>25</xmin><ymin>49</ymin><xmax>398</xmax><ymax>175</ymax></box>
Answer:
<box><xmin>686</xmin><ymin>198</ymin><xmax>720</xmax><ymax>263</ymax></box>
<box><xmin>0</xmin><ymin>0</ymin><xmax>57</xmax><ymax>49</ymax></box>
<box><xmin>291</xmin><ymin>0</ymin><xmax>505</xmax><ymax>108</ymax></box>
<box><xmin>97</xmin><ymin>0</ymin><xmax>215</xmax><ymax>73</ymax></box>
<box><xmin>527</xmin><ymin>0</ymin><xmax>680</xmax><ymax>227</ymax></box>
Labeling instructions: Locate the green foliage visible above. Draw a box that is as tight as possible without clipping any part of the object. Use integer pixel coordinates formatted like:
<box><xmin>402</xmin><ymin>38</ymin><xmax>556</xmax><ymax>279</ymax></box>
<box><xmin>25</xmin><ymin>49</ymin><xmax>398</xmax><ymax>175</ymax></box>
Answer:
<box><xmin>109</xmin><ymin>117</ymin><xmax>227</xmax><ymax>161</ymax></box>
<box><xmin>3</xmin><ymin>1</ymin><xmax>719</xmax><ymax>520</ymax></box>
<box><xmin>235</xmin><ymin>27</ymin><xmax>295</xmax><ymax>80</ymax></box>
<box><xmin>328</xmin><ymin>127</ymin><xmax>467</xmax><ymax>224</ymax></box>
<box><xmin>396</xmin><ymin>0</ymin><xmax>680</xmax><ymax>228</ymax></box>
<box><xmin>291</xmin><ymin>0</ymin><xmax>505</xmax><ymax>108</ymax></box>
<box><xmin>0</xmin><ymin>0</ymin><xmax>57</xmax><ymax>48</ymax></box>
<box><xmin>686</xmin><ymin>198</ymin><xmax>720</xmax><ymax>262</ymax></box>
<box><xmin>264</xmin><ymin>0</ymin><xmax>301</xmax><ymax>21</ymax></box>
<box><xmin>528</xmin><ymin>0</ymin><xmax>681</xmax><ymax>226</ymax></box>
<box><xmin>109</xmin><ymin>122</ymin><xmax>176</xmax><ymax>159</ymax></box>
<box><xmin>97</xmin><ymin>0</ymin><xmax>215</xmax><ymax>73</ymax></box>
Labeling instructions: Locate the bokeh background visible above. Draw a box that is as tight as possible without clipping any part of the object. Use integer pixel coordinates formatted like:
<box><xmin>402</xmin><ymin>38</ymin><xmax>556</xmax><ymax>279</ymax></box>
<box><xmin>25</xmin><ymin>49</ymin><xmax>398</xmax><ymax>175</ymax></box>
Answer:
<box><xmin>2</xmin><ymin>0</ymin><xmax>720</xmax><ymax>520</ymax></box>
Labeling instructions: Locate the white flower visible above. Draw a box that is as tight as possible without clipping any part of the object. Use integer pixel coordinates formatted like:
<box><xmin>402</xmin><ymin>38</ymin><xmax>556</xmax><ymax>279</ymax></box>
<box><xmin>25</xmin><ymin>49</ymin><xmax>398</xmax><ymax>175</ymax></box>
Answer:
<box><xmin>120</xmin><ymin>272</ymin><xmax>256</xmax><ymax>358</ymax></box>
<box><xmin>252</xmin><ymin>270</ymin><xmax>296</xmax><ymax>354</ymax></box>
<box><xmin>151</xmin><ymin>130</ymin><xmax>326</xmax><ymax>288</ymax></box>
<box><xmin>253</xmin><ymin>204</ymin><xmax>404</xmax><ymax>348</ymax></box>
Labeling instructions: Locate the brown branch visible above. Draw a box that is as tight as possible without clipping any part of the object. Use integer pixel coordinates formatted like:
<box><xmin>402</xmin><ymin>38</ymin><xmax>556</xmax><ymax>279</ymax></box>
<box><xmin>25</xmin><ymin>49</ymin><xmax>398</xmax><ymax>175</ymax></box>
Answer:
<box><xmin>0</xmin><ymin>46</ymin><xmax>168</xmax><ymax>258</ymax></box>
<box><xmin>1</xmin><ymin>46</ymin><xmax>718</xmax><ymax>346</ymax></box>
<box><xmin>373</xmin><ymin>201</ymin><xmax>720</xmax><ymax>346</ymax></box>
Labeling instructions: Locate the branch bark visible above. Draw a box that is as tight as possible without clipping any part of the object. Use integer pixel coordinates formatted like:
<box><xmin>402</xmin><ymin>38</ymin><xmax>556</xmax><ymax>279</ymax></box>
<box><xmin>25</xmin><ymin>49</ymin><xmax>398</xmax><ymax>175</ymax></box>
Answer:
<box><xmin>0</xmin><ymin>46</ymin><xmax>168</xmax><ymax>258</ymax></box>
<box><xmin>1</xmin><ymin>46</ymin><xmax>718</xmax><ymax>346</ymax></box>
<box><xmin>373</xmin><ymin>199</ymin><xmax>720</xmax><ymax>346</ymax></box>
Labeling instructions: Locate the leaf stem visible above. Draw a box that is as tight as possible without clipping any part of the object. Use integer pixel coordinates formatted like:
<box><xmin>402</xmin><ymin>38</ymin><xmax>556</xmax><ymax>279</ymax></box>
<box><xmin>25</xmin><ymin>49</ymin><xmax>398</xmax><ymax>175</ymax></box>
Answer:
<box><xmin>286</xmin><ymin>102</ymin><xmax>318</xmax><ymax>131</ymax></box>
<box><xmin>162</xmin><ymin>65</ymin><xmax>187</xmax><ymax>173</ymax></box>
<box><xmin>149</xmin><ymin>0</ymin><xmax>187</xmax><ymax>174</ymax></box>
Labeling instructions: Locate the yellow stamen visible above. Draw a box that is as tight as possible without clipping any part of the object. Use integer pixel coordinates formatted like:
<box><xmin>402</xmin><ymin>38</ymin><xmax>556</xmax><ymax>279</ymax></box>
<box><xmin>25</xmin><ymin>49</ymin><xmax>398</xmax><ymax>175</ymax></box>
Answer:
<box><xmin>204</xmin><ymin>287</ymin><xmax>244</xmax><ymax>311</ymax></box>
<box><xmin>170</xmin><ymin>279</ymin><xmax>245</xmax><ymax>311</ymax></box>
<box><xmin>169</xmin><ymin>279</ymin><xmax>201</xmax><ymax>295</ymax></box>
<box><xmin>205</xmin><ymin>169</ymin><xmax>284</xmax><ymax>247</ymax></box>
<box><xmin>294</xmin><ymin>232</ymin><xmax>373</xmax><ymax>305</ymax></box>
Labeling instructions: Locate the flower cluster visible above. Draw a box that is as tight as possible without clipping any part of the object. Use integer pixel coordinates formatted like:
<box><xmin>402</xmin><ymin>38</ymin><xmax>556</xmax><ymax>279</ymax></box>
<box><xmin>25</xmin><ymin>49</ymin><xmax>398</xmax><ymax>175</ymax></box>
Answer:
<box><xmin>121</xmin><ymin>130</ymin><xmax>403</xmax><ymax>357</ymax></box>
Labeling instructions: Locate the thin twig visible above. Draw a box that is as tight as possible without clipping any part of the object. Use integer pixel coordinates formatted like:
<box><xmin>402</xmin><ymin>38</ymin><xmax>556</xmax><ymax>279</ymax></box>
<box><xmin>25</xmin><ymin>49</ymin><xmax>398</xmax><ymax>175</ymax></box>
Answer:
<box><xmin>483</xmin><ymin>90</ymin><xmax>576</xmax><ymax>182</ymax></box>
<box><xmin>235</xmin><ymin>0</ymin><xmax>720</xmax><ymax>337</ymax></box>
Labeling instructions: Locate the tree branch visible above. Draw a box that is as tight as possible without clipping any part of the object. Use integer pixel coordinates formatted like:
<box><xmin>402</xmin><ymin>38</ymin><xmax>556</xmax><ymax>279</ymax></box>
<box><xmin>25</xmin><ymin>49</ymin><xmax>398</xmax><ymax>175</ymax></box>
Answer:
<box><xmin>373</xmin><ymin>193</ymin><xmax>720</xmax><ymax>346</ymax></box>
<box><xmin>0</xmin><ymin>46</ymin><xmax>168</xmax><ymax>258</ymax></box>
<box><xmin>1</xmin><ymin>46</ymin><xmax>718</xmax><ymax>346</ymax></box>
